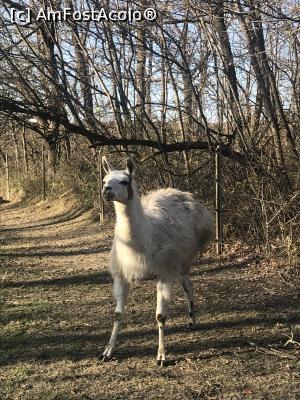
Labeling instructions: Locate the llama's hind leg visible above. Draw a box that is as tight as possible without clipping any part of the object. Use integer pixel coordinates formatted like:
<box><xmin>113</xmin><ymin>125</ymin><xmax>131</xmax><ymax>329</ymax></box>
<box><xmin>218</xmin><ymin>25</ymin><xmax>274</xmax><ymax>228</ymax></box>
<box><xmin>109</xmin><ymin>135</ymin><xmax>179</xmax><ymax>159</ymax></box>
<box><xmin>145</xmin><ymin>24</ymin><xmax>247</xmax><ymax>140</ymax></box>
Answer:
<box><xmin>156</xmin><ymin>279</ymin><xmax>173</xmax><ymax>367</ymax></box>
<box><xmin>102</xmin><ymin>275</ymin><xmax>129</xmax><ymax>361</ymax></box>
<box><xmin>179</xmin><ymin>275</ymin><xmax>196</xmax><ymax>329</ymax></box>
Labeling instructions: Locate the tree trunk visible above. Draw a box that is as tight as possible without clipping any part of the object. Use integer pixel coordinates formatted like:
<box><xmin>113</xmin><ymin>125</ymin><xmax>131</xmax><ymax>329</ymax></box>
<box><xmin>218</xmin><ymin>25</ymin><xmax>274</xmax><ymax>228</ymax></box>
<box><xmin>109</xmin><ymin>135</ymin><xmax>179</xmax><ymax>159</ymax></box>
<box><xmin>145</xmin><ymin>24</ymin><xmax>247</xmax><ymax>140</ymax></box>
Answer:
<box><xmin>213</xmin><ymin>1</ymin><xmax>244</xmax><ymax>149</ymax></box>
<box><xmin>182</xmin><ymin>22</ymin><xmax>193</xmax><ymax>132</ymax></box>
<box><xmin>248</xmin><ymin>0</ymin><xmax>298</xmax><ymax>160</ymax></box>
<box><xmin>135</xmin><ymin>22</ymin><xmax>147</xmax><ymax>135</ymax></box>
<box><xmin>237</xmin><ymin>6</ymin><xmax>285</xmax><ymax>167</ymax></box>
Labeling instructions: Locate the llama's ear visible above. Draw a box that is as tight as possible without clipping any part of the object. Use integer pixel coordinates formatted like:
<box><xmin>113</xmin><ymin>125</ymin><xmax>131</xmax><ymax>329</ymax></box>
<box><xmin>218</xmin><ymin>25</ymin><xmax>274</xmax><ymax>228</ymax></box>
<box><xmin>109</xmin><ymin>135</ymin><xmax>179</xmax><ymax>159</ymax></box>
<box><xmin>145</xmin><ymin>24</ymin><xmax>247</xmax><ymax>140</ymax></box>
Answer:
<box><xmin>102</xmin><ymin>156</ymin><xmax>112</xmax><ymax>174</ymax></box>
<box><xmin>126</xmin><ymin>158</ymin><xmax>135</xmax><ymax>176</ymax></box>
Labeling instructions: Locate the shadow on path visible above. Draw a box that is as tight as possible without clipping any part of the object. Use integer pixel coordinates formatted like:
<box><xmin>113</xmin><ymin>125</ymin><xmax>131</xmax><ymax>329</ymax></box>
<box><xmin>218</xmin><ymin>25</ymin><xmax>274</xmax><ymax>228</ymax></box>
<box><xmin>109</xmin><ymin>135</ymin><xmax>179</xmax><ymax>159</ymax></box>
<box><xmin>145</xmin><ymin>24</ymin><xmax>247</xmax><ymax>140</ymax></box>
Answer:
<box><xmin>0</xmin><ymin>207</ymin><xmax>87</xmax><ymax>233</ymax></box>
<box><xmin>1</xmin><ymin>245</ymin><xmax>109</xmax><ymax>259</ymax></box>
<box><xmin>1</xmin><ymin>293</ymin><xmax>299</xmax><ymax>366</ymax></box>
<box><xmin>1</xmin><ymin>270</ymin><xmax>111</xmax><ymax>289</ymax></box>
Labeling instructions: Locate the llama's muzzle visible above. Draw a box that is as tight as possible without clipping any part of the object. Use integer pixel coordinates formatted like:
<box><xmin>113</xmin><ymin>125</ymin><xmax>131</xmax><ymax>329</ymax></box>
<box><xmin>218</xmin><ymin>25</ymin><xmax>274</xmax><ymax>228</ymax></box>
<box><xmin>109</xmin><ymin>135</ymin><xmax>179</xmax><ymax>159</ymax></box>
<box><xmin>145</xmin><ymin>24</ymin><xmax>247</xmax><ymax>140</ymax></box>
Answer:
<box><xmin>102</xmin><ymin>187</ymin><xmax>114</xmax><ymax>201</ymax></box>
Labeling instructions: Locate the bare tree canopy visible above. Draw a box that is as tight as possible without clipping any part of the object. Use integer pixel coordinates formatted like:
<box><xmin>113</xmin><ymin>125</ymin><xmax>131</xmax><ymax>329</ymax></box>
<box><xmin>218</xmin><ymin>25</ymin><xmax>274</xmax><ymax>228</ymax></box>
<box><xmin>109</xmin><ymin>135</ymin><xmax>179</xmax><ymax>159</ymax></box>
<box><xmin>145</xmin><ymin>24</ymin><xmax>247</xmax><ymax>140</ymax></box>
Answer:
<box><xmin>0</xmin><ymin>0</ymin><xmax>299</xmax><ymax>165</ymax></box>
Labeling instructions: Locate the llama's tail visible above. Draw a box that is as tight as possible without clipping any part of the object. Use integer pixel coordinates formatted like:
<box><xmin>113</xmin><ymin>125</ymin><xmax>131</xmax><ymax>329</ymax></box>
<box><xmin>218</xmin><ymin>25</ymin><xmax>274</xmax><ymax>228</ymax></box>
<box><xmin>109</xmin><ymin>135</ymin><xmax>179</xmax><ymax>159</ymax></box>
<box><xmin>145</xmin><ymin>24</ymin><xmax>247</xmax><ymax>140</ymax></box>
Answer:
<box><xmin>197</xmin><ymin>208</ymin><xmax>215</xmax><ymax>254</ymax></box>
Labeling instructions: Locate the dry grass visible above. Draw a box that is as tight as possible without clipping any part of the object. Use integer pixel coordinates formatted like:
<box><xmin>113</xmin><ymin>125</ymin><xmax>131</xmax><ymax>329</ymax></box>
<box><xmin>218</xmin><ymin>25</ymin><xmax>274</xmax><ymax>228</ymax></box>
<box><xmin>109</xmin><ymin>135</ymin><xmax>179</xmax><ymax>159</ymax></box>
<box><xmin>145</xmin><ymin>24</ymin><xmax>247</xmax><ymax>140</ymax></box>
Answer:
<box><xmin>0</xmin><ymin>197</ymin><xmax>299</xmax><ymax>400</ymax></box>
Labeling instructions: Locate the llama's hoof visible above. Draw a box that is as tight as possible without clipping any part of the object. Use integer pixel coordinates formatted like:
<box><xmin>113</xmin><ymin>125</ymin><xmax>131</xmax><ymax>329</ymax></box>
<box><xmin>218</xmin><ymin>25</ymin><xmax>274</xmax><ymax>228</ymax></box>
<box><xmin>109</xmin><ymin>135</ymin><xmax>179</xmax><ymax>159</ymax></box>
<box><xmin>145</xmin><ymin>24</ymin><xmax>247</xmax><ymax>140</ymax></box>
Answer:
<box><xmin>188</xmin><ymin>321</ymin><xmax>198</xmax><ymax>330</ymax></box>
<box><xmin>102</xmin><ymin>344</ymin><xmax>114</xmax><ymax>361</ymax></box>
<box><xmin>156</xmin><ymin>359</ymin><xmax>167</xmax><ymax>367</ymax></box>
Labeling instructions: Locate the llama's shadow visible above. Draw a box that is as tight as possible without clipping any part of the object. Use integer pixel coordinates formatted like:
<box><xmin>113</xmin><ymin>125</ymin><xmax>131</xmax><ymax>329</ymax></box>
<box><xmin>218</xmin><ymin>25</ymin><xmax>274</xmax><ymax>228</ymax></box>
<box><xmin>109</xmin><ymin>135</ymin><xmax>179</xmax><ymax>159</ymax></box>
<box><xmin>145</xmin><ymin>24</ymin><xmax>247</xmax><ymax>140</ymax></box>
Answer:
<box><xmin>192</xmin><ymin>254</ymin><xmax>260</xmax><ymax>276</ymax></box>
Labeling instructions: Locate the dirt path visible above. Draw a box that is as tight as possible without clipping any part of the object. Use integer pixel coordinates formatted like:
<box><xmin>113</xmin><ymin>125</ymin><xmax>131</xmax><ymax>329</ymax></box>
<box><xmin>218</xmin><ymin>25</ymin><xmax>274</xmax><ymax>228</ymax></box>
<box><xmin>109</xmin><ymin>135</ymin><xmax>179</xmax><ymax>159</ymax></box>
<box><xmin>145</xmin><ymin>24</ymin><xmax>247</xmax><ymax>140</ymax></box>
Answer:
<box><xmin>1</xmin><ymin>197</ymin><xmax>299</xmax><ymax>400</ymax></box>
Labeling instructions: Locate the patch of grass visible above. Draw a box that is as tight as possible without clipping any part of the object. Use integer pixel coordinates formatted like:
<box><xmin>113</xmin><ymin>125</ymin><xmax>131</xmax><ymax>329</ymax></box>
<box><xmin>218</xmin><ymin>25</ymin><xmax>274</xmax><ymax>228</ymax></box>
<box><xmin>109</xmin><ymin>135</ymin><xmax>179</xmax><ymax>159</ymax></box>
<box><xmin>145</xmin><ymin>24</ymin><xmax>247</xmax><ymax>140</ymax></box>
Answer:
<box><xmin>0</xmin><ymin>363</ymin><xmax>32</xmax><ymax>398</ymax></box>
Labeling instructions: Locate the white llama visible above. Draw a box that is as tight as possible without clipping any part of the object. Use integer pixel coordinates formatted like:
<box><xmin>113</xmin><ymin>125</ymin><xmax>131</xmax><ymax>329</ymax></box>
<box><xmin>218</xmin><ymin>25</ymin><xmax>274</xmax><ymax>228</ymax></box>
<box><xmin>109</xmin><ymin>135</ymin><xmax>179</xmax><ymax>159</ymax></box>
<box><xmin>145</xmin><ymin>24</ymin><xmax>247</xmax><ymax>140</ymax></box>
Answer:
<box><xmin>101</xmin><ymin>157</ymin><xmax>214</xmax><ymax>366</ymax></box>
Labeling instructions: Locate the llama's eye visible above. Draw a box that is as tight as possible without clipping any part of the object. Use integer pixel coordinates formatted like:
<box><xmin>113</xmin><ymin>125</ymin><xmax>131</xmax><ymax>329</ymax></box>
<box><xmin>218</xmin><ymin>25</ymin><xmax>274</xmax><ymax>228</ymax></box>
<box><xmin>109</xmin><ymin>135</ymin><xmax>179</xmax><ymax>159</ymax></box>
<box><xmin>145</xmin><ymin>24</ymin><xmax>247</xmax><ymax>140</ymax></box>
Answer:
<box><xmin>120</xmin><ymin>181</ymin><xmax>129</xmax><ymax>186</ymax></box>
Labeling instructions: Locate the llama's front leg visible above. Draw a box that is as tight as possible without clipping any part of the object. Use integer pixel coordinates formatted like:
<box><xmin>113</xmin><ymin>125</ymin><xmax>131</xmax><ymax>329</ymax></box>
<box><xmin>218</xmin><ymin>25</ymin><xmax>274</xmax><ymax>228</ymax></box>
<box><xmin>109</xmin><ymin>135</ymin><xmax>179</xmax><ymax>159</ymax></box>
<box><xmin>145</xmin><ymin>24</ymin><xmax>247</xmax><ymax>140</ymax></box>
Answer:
<box><xmin>179</xmin><ymin>275</ymin><xmax>196</xmax><ymax>329</ymax></box>
<box><xmin>156</xmin><ymin>279</ymin><xmax>173</xmax><ymax>367</ymax></box>
<box><xmin>102</xmin><ymin>275</ymin><xmax>129</xmax><ymax>361</ymax></box>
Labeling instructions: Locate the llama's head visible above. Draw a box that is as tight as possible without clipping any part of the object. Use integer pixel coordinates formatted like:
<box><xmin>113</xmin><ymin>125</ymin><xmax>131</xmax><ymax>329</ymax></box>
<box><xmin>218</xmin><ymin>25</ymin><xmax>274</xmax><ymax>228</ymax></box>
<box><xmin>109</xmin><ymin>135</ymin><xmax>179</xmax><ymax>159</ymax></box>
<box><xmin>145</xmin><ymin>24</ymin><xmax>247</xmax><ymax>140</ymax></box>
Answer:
<box><xmin>102</xmin><ymin>157</ymin><xmax>135</xmax><ymax>203</ymax></box>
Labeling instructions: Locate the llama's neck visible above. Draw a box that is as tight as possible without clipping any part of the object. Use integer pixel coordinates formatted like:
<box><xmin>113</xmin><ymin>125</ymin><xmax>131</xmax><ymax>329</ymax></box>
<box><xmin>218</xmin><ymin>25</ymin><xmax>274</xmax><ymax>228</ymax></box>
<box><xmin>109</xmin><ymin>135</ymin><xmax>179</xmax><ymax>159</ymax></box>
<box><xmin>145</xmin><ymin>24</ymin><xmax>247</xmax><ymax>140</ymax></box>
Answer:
<box><xmin>114</xmin><ymin>194</ymin><xmax>146</xmax><ymax>243</ymax></box>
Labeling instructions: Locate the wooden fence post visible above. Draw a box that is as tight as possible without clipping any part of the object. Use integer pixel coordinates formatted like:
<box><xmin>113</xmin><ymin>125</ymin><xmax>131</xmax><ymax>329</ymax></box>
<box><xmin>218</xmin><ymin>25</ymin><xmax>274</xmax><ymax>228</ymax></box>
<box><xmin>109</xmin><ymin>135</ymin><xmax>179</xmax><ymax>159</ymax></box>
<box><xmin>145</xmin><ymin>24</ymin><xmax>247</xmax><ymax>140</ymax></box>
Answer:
<box><xmin>42</xmin><ymin>144</ymin><xmax>46</xmax><ymax>201</ymax></box>
<box><xmin>98</xmin><ymin>148</ymin><xmax>104</xmax><ymax>223</ymax></box>
<box><xmin>5</xmin><ymin>154</ymin><xmax>10</xmax><ymax>201</ymax></box>
<box><xmin>215</xmin><ymin>145</ymin><xmax>224</xmax><ymax>255</ymax></box>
